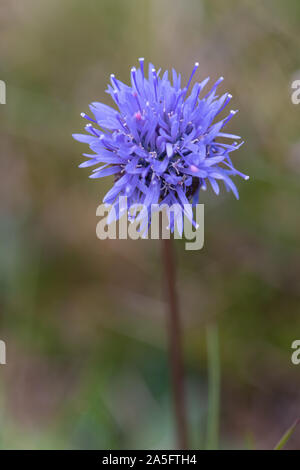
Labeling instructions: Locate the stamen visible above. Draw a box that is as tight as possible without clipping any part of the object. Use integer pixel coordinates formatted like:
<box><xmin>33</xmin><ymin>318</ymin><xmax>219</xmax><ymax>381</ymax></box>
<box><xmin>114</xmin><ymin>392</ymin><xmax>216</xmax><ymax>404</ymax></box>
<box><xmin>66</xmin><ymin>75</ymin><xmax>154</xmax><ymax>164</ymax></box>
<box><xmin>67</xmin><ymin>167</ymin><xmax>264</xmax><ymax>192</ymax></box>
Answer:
<box><xmin>223</xmin><ymin>161</ymin><xmax>249</xmax><ymax>180</ymax></box>
<box><xmin>216</xmin><ymin>93</ymin><xmax>232</xmax><ymax>116</ymax></box>
<box><xmin>85</xmin><ymin>124</ymin><xmax>100</xmax><ymax>137</ymax></box>
<box><xmin>213</xmin><ymin>76</ymin><xmax>224</xmax><ymax>90</ymax></box>
<box><xmin>187</xmin><ymin>62</ymin><xmax>199</xmax><ymax>91</ymax></box>
<box><xmin>152</xmin><ymin>68</ymin><xmax>158</xmax><ymax>101</ymax></box>
<box><xmin>80</xmin><ymin>112</ymin><xmax>96</xmax><ymax>123</ymax></box>
<box><xmin>223</xmin><ymin>109</ymin><xmax>238</xmax><ymax>125</ymax></box>
<box><xmin>226</xmin><ymin>93</ymin><xmax>233</xmax><ymax>103</ymax></box>
<box><xmin>131</xmin><ymin>67</ymin><xmax>139</xmax><ymax>93</ymax></box>
<box><xmin>110</xmin><ymin>74</ymin><xmax>120</xmax><ymax>91</ymax></box>
<box><xmin>205</xmin><ymin>76</ymin><xmax>224</xmax><ymax>98</ymax></box>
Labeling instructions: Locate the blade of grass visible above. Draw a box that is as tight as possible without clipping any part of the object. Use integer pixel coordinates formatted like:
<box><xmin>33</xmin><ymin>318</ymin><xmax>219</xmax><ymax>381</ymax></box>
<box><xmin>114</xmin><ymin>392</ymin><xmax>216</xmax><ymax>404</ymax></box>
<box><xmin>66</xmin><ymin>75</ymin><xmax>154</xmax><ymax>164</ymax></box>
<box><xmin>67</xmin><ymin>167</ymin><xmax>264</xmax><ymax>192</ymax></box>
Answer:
<box><xmin>274</xmin><ymin>419</ymin><xmax>300</xmax><ymax>450</ymax></box>
<box><xmin>206</xmin><ymin>324</ymin><xmax>220</xmax><ymax>450</ymax></box>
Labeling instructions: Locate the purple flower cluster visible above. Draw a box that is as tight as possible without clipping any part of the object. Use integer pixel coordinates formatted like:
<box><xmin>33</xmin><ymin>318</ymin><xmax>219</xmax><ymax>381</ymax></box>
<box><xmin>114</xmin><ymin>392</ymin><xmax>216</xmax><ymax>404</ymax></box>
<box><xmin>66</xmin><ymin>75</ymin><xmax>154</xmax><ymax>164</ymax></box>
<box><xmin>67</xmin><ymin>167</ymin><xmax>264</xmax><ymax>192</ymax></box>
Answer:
<box><xmin>73</xmin><ymin>59</ymin><xmax>248</xmax><ymax>231</ymax></box>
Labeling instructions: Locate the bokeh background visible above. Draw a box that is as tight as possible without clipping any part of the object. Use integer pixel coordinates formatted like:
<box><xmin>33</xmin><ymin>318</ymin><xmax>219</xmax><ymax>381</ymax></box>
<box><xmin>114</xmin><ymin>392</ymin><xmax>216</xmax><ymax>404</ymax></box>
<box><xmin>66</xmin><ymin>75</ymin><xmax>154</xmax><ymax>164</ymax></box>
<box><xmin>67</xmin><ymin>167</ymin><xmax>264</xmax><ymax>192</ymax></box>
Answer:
<box><xmin>0</xmin><ymin>0</ymin><xmax>300</xmax><ymax>450</ymax></box>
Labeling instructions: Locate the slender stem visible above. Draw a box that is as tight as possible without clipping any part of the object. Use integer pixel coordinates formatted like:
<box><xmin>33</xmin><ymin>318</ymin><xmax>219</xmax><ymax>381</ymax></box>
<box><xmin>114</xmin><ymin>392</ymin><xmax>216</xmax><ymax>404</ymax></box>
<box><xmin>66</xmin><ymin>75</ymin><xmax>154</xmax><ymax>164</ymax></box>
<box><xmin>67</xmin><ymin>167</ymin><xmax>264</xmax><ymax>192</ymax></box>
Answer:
<box><xmin>206</xmin><ymin>324</ymin><xmax>220</xmax><ymax>450</ymax></box>
<box><xmin>161</xmin><ymin>237</ymin><xmax>188</xmax><ymax>449</ymax></box>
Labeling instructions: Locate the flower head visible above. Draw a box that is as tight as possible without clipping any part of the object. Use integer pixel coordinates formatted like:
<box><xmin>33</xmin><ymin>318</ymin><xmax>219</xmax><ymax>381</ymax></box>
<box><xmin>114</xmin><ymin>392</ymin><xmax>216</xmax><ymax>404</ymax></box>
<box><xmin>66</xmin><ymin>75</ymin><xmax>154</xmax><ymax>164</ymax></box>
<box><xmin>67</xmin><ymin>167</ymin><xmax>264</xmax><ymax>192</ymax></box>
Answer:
<box><xmin>73</xmin><ymin>60</ymin><xmax>248</xmax><ymax>232</ymax></box>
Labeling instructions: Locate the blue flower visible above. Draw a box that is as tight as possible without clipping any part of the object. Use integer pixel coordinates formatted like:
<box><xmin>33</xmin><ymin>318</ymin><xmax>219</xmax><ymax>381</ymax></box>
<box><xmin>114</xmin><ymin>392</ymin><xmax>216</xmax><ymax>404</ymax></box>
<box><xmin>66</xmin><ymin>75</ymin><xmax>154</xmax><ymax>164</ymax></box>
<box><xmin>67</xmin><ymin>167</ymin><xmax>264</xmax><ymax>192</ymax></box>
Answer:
<box><xmin>73</xmin><ymin>59</ymin><xmax>248</xmax><ymax>232</ymax></box>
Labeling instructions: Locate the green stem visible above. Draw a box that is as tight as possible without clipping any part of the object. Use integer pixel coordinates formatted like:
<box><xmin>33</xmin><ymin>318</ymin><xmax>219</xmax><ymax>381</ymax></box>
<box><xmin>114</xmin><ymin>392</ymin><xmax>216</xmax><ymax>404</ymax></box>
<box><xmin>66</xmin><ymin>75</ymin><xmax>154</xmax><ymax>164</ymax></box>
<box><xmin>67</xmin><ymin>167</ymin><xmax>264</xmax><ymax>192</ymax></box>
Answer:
<box><xmin>206</xmin><ymin>323</ymin><xmax>220</xmax><ymax>450</ymax></box>
<box><xmin>161</xmin><ymin>237</ymin><xmax>188</xmax><ymax>450</ymax></box>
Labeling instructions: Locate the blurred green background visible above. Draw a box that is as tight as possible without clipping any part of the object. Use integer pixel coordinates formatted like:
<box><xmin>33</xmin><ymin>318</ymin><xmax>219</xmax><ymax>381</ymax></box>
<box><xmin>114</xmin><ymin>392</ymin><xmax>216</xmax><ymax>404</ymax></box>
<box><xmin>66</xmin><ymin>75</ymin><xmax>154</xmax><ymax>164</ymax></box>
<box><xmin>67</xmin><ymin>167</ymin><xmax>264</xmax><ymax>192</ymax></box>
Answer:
<box><xmin>0</xmin><ymin>0</ymin><xmax>300</xmax><ymax>450</ymax></box>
